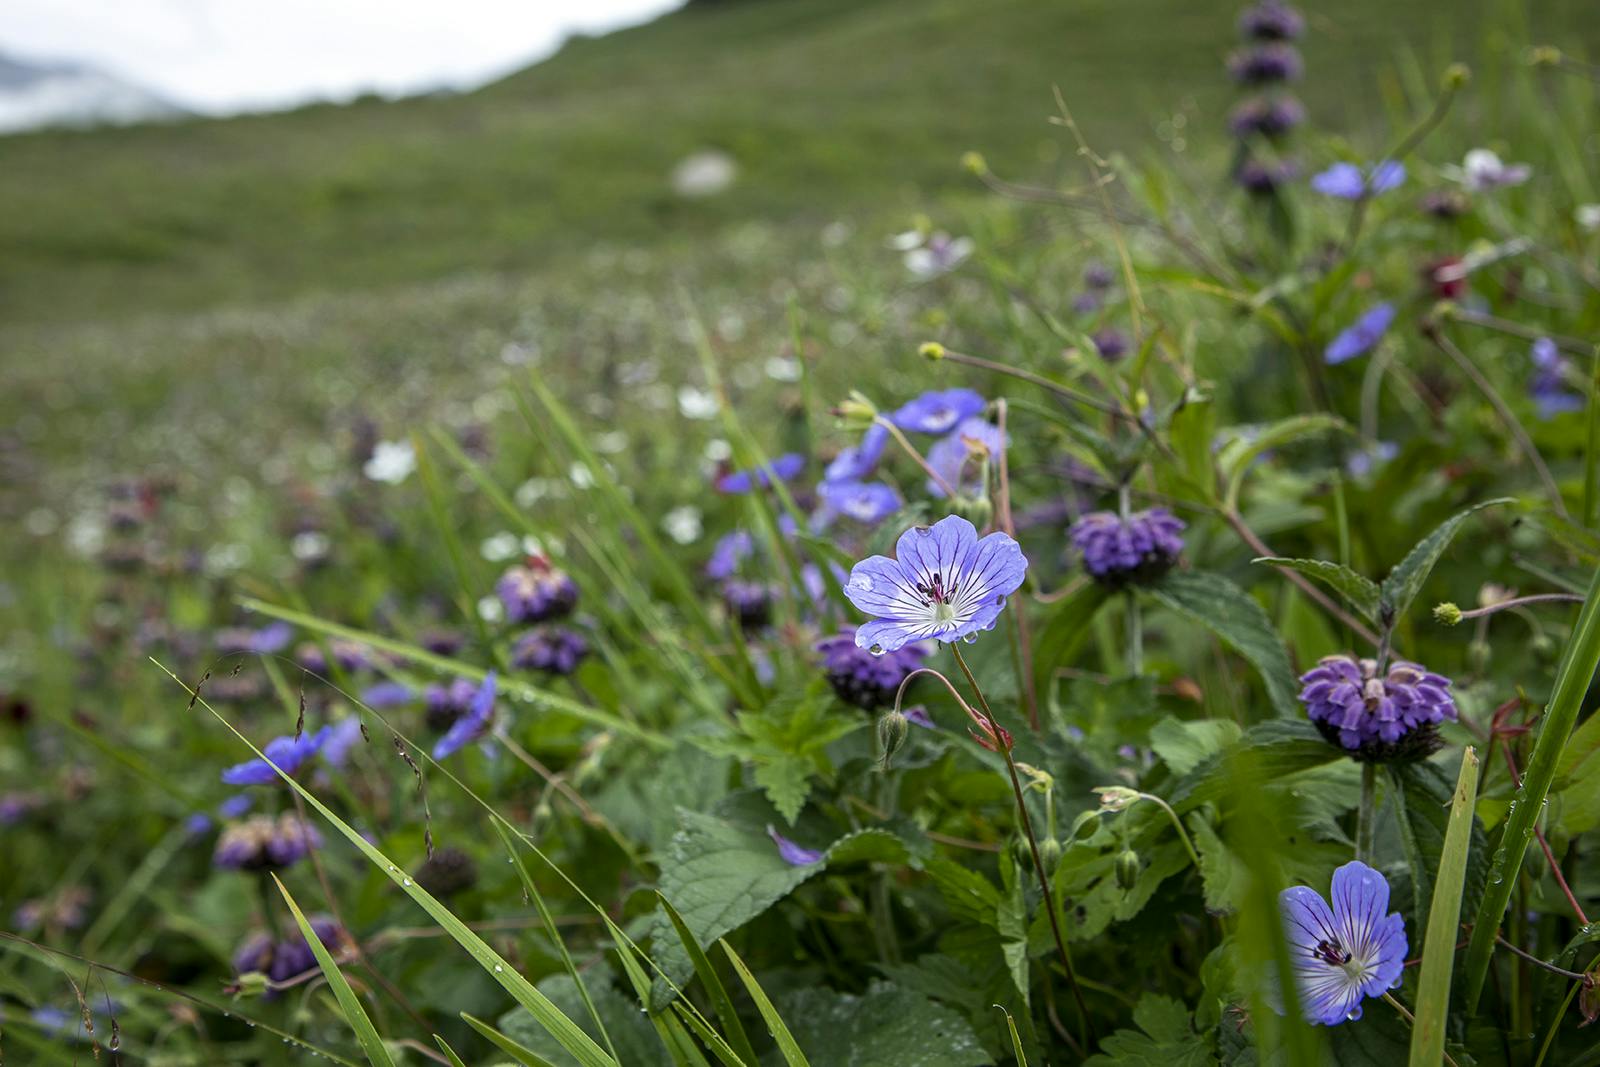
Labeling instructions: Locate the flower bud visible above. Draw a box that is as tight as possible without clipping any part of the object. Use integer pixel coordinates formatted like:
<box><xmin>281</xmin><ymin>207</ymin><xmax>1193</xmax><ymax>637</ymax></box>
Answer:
<box><xmin>1094</xmin><ymin>786</ymin><xmax>1142</xmax><ymax>813</ymax></box>
<box><xmin>877</xmin><ymin>709</ymin><xmax>910</xmax><ymax>769</ymax></box>
<box><xmin>834</xmin><ymin>391</ymin><xmax>879</xmax><ymax>427</ymax></box>
<box><xmin>1443</xmin><ymin>62</ymin><xmax>1471</xmax><ymax>89</ymax></box>
<box><xmin>1529</xmin><ymin>46</ymin><xmax>1561</xmax><ymax>68</ymax></box>
<box><xmin>1037</xmin><ymin>837</ymin><xmax>1063</xmax><ymax>874</ymax></box>
<box><xmin>961</xmin><ymin>151</ymin><xmax>989</xmax><ymax>176</ymax></box>
<box><xmin>1433</xmin><ymin>602</ymin><xmax>1463</xmax><ymax>626</ymax></box>
<box><xmin>235</xmin><ymin>971</ymin><xmax>271</xmax><ymax>998</ymax></box>
<box><xmin>919</xmin><ymin>341</ymin><xmax>947</xmax><ymax>361</ymax></box>
<box><xmin>1070</xmin><ymin>810</ymin><xmax>1102</xmax><ymax>840</ymax></box>
<box><xmin>949</xmin><ymin>492</ymin><xmax>994</xmax><ymax>529</ymax></box>
<box><xmin>1115</xmin><ymin>848</ymin><xmax>1142</xmax><ymax>890</ymax></box>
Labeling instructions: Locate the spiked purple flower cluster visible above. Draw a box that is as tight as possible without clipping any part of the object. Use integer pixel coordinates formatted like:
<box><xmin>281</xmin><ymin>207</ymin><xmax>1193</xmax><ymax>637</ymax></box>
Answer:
<box><xmin>233</xmin><ymin>916</ymin><xmax>349</xmax><ymax>993</ymax></box>
<box><xmin>496</xmin><ymin>559</ymin><xmax>579</xmax><ymax>623</ymax></box>
<box><xmin>1298</xmin><ymin>654</ymin><xmax>1457</xmax><ymax>757</ymax></box>
<box><xmin>815</xmin><ymin>627</ymin><xmax>929</xmax><ymax>710</ymax></box>
<box><xmin>1070</xmin><ymin>508</ymin><xmax>1186</xmax><ymax>584</ymax></box>
<box><xmin>1228</xmin><ymin>2</ymin><xmax>1305</xmax><ymax>194</ymax></box>
<box><xmin>512</xmin><ymin>627</ymin><xmax>589</xmax><ymax>675</ymax></box>
<box><xmin>213</xmin><ymin>813</ymin><xmax>321</xmax><ymax>870</ymax></box>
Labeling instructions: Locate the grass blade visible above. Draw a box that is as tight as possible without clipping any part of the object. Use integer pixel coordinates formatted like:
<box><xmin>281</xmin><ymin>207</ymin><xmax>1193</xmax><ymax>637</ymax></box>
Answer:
<box><xmin>1464</xmin><ymin>562</ymin><xmax>1600</xmax><ymax>1010</ymax></box>
<box><xmin>433</xmin><ymin>1036</ymin><xmax>470</xmax><ymax>1067</ymax></box>
<box><xmin>603</xmin><ymin>916</ymin><xmax>714</xmax><ymax>1067</ymax></box>
<box><xmin>461</xmin><ymin>1013</ymin><xmax>562</xmax><ymax>1067</ymax></box>
<box><xmin>1408</xmin><ymin>746</ymin><xmax>1479</xmax><ymax>1066</ymax></box>
<box><xmin>996</xmin><ymin>1006</ymin><xmax>1029</xmax><ymax>1065</ymax></box>
<box><xmin>658</xmin><ymin>893</ymin><xmax>759</xmax><ymax>1066</ymax></box>
<box><xmin>719</xmin><ymin>939</ymin><xmax>810</xmax><ymax>1067</ymax></box>
<box><xmin>272</xmin><ymin>875</ymin><xmax>398</xmax><ymax>1067</ymax></box>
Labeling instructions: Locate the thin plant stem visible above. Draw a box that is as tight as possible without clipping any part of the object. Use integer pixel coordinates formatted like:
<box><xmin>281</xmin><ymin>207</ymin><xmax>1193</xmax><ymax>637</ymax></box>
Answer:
<box><xmin>1454</xmin><ymin>593</ymin><xmax>1584</xmax><ymax>620</ymax></box>
<box><xmin>994</xmin><ymin>399</ymin><xmax>1041</xmax><ymax>730</ymax></box>
<box><xmin>935</xmin><ymin>348</ymin><xmax>1130</xmax><ymax>420</ymax></box>
<box><xmin>1496</xmin><ymin>735</ymin><xmax>1591</xmax><ymax>925</ymax></box>
<box><xmin>1532</xmin><ymin>978</ymin><xmax>1584</xmax><ymax>1067</ymax></box>
<box><xmin>949</xmin><ymin>644</ymin><xmax>1093</xmax><ymax>1053</ymax></box>
<box><xmin>1383</xmin><ymin>992</ymin><xmax>1462</xmax><ymax>1067</ymax></box>
<box><xmin>1356</xmin><ymin>763</ymin><xmax>1377</xmax><ymax>865</ymax></box>
<box><xmin>1494</xmin><ymin>935</ymin><xmax>1592</xmax><ymax>982</ymax></box>
<box><xmin>875</xmin><ymin>416</ymin><xmax>959</xmax><ymax>498</ymax></box>
<box><xmin>1431</xmin><ymin>331</ymin><xmax>1567</xmax><ymax>516</ymax></box>
<box><xmin>1222</xmin><ymin>507</ymin><xmax>1381</xmax><ymax>644</ymax></box>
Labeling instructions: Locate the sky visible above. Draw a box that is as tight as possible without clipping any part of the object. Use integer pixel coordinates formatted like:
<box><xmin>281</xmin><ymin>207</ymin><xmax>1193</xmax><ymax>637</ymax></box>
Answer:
<box><xmin>2</xmin><ymin>0</ymin><xmax>681</xmax><ymax>114</ymax></box>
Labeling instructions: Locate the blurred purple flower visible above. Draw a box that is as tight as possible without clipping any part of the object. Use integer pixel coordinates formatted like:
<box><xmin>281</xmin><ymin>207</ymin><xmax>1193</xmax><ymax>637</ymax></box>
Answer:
<box><xmin>497</xmin><ymin>561</ymin><xmax>579</xmax><ymax>623</ymax></box>
<box><xmin>1239</xmin><ymin>0</ymin><xmax>1304</xmax><ymax>39</ymax></box>
<box><xmin>1310</xmin><ymin>160</ymin><xmax>1404</xmax><ymax>199</ymax></box>
<box><xmin>1070</xmin><ymin>509</ymin><xmax>1186</xmax><ymax>584</ymax></box>
<box><xmin>767</xmin><ymin>825</ymin><xmax>824</xmax><ymax>866</ymax></box>
<box><xmin>889</xmin><ymin>389</ymin><xmax>986</xmax><ymax>435</ymax></box>
<box><xmin>721</xmin><ymin>580</ymin><xmax>776</xmax><ymax>630</ymax></box>
<box><xmin>715</xmin><ymin>453</ymin><xmax>805</xmax><ymax>494</ymax></box>
<box><xmin>1324</xmin><ymin>302</ymin><xmax>1395</xmax><ymax>365</ymax></box>
<box><xmin>705</xmin><ymin>530</ymin><xmax>754</xmax><ymax>580</ymax></box>
<box><xmin>817</xmin><ymin>479</ymin><xmax>902</xmax><ymax>524</ymax></box>
<box><xmin>1229</xmin><ymin>42</ymin><xmax>1302</xmax><ymax>83</ymax></box>
<box><xmin>824</xmin><ymin>423</ymin><xmax>890</xmax><ymax>482</ymax></box>
<box><xmin>220</xmin><ymin>725</ymin><xmax>334</xmax><ymax>786</ymax></box>
<box><xmin>1530</xmin><ymin>337</ymin><xmax>1584</xmax><ymax>418</ymax></box>
<box><xmin>512</xmin><ymin>627</ymin><xmax>590</xmax><ymax>675</ymax></box>
<box><xmin>359</xmin><ymin>680</ymin><xmax>414</xmax><ymax>709</ymax></box>
<box><xmin>213</xmin><ymin>814</ymin><xmax>321</xmax><ymax>870</ymax></box>
<box><xmin>1230</xmin><ymin>96</ymin><xmax>1306</xmax><ymax>139</ymax></box>
<box><xmin>433</xmin><ymin>671</ymin><xmax>497</xmax><ymax>760</ymax></box>
<box><xmin>925</xmin><ymin>417</ymin><xmax>1005</xmax><ymax>499</ymax></box>
<box><xmin>1456</xmin><ymin>148</ymin><xmax>1531</xmax><ymax>191</ymax></box>
<box><xmin>816</xmin><ymin>627</ymin><xmax>930</xmax><ymax>709</ymax></box>
<box><xmin>1236</xmin><ymin>157</ymin><xmax>1299</xmax><ymax>195</ymax></box>
<box><xmin>321</xmin><ymin>716</ymin><xmax>366</xmax><ymax>768</ymax></box>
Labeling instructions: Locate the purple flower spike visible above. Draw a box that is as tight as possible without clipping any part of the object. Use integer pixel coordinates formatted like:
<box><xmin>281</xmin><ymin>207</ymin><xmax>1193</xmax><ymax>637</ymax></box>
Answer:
<box><xmin>1239</xmin><ymin>0</ymin><xmax>1304</xmax><ymax>40</ymax></box>
<box><xmin>220</xmin><ymin>725</ymin><xmax>334</xmax><ymax>786</ymax></box>
<box><xmin>1230</xmin><ymin>96</ymin><xmax>1306</xmax><ymax>139</ymax></box>
<box><xmin>1280</xmin><ymin>861</ymin><xmax>1407</xmax><ymax>1024</ymax></box>
<box><xmin>1530</xmin><ymin>337</ymin><xmax>1584</xmax><ymax>419</ymax></box>
<box><xmin>512</xmin><ymin>627</ymin><xmax>590</xmax><ymax>675</ymax></box>
<box><xmin>816</xmin><ymin>627</ymin><xmax>930</xmax><ymax>710</ymax></box>
<box><xmin>715</xmin><ymin>453</ymin><xmax>805</xmax><ymax>494</ymax></box>
<box><xmin>1298</xmin><ymin>654</ymin><xmax>1457</xmax><ymax>759</ymax></box>
<box><xmin>925</xmin><ymin>417</ymin><xmax>1005</xmax><ymax>499</ymax></box>
<box><xmin>818</xmin><ymin>479</ymin><xmax>902</xmax><ymax>525</ymax></box>
<box><xmin>433</xmin><ymin>671</ymin><xmax>497</xmax><ymax>760</ymax></box>
<box><xmin>825</xmin><ymin>423</ymin><xmax>890</xmax><ymax>483</ymax></box>
<box><xmin>767</xmin><ymin>825</ymin><xmax>824</xmax><ymax>867</ymax></box>
<box><xmin>497</xmin><ymin>560</ymin><xmax>579</xmax><ymax>623</ymax></box>
<box><xmin>1235</xmin><ymin>157</ymin><xmax>1299</xmax><ymax>195</ymax></box>
<box><xmin>844</xmin><ymin>515</ymin><xmax>1027</xmax><ymax>653</ymax></box>
<box><xmin>1311</xmin><ymin>161</ymin><xmax>1405</xmax><ymax>200</ymax></box>
<box><xmin>1324</xmin><ymin>302</ymin><xmax>1395</xmax><ymax>365</ymax></box>
<box><xmin>889</xmin><ymin>389</ymin><xmax>986</xmax><ymax>435</ymax></box>
<box><xmin>213</xmin><ymin>813</ymin><xmax>322</xmax><ymax>871</ymax></box>
<box><xmin>1070</xmin><ymin>509</ymin><xmax>1185</xmax><ymax>585</ymax></box>
<box><xmin>1228</xmin><ymin>42</ymin><xmax>1302</xmax><ymax>84</ymax></box>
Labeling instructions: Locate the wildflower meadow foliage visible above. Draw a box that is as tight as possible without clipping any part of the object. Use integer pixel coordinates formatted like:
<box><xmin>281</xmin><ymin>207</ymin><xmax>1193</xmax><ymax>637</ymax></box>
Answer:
<box><xmin>7</xmin><ymin>1</ymin><xmax>1600</xmax><ymax>1064</ymax></box>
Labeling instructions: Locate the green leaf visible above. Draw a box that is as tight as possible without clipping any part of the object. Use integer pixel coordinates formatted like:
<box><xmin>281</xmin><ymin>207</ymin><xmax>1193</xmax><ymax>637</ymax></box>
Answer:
<box><xmin>1378</xmin><ymin>498</ymin><xmax>1514</xmax><ymax>623</ymax></box>
<box><xmin>720</xmin><ymin>940</ymin><xmax>811</xmax><ymax>1067</ymax></box>
<box><xmin>651</xmin><ymin>809</ymin><xmax>822</xmax><ymax>1006</ymax></box>
<box><xmin>1222</xmin><ymin>413</ymin><xmax>1352</xmax><ymax>509</ymax></box>
<box><xmin>1150</xmin><ymin>717</ymin><xmax>1243</xmax><ymax>777</ymax></box>
<box><xmin>1169</xmin><ymin>721</ymin><xmax>1342</xmax><ymax>815</ymax></box>
<box><xmin>1187</xmin><ymin>813</ymin><xmax>1247</xmax><ymax>915</ymax></box>
<box><xmin>273</xmin><ymin>876</ymin><xmax>398</xmax><ymax>1067</ymax></box>
<box><xmin>778</xmin><ymin>983</ymin><xmax>990</xmax><ymax>1067</ymax></box>
<box><xmin>1164</xmin><ymin>386</ymin><xmax>1219</xmax><ymax>504</ymax></box>
<box><xmin>1409</xmin><ymin>747</ymin><xmax>1480</xmax><ymax>1067</ymax></box>
<box><xmin>1083</xmin><ymin>994</ymin><xmax>1216</xmax><ymax>1066</ymax></box>
<box><xmin>1032</xmin><ymin>581</ymin><xmax>1112</xmax><ymax>714</ymax></box>
<box><xmin>433</xmin><ymin>1037</ymin><xmax>470</xmax><ymax>1067</ymax></box>
<box><xmin>753</xmin><ymin>757</ymin><xmax>811</xmax><ymax>825</ymax></box>
<box><xmin>498</xmin><ymin>978</ymin><xmax>667</xmax><ymax>1067</ymax></box>
<box><xmin>1250</xmin><ymin>557</ymin><xmax>1381</xmax><ymax>623</ymax></box>
<box><xmin>1388</xmin><ymin>759</ymin><xmax>1489</xmax><ymax>934</ymax></box>
<box><xmin>1464</xmin><ymin>561</ymin><xmax>1600</xmax><ymax>1009</ymax></box>
<box><xmin>1146</xmin><ymin>570</ymin><xmax>1300</xmax><ymax>719</ymax></box>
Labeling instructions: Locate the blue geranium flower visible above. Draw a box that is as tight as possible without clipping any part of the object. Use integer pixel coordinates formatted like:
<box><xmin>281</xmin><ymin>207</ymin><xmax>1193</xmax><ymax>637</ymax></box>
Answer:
<box><xmin>824</xmin><ymin>423</ymin><xmax>890</xmax><ymax>482</ymax></box>
<box><xmin>817</xmin><ymin>479</ymin><xmax>902</xmax><ymax>524</ymax></box>
<box><xmin>844</xmin><ymin>515</ymin><xmax>1027</xmax><ymax>652</ymax></box>
<box><xmin>433</xmin><ymin>672</ymin><xmax>497</xmax><ymax>760</ymax></box>
<box><xmin>925</xmin><ymin>417</ymin><xmax>1005</xmax><ymax>499</ymax></box>
<box><xmin>1310</xmin><ymin>160</ymin><xmax>1405</xmax><ymax>199</ymax></box>
<box><xmin>889</xmin><ymin>389</ymin><xmax>986</xmax><ymax>435</ymax></box>
<box><xmin>1280</xmin><ymin>861</ymin><xmax>1407</xmax><ymax>1024</ymax></box>
<box><xmin>1324</xmin><ymin>302</ymin><xmax>1396</xmax><ymax>365</ymax></box>
<box><xmin>1530</xmin><ymin>337</ymin><xmax>1584</xmax><ymax>418</ymax></box>
<box><xmin>715</xmin><ymin>453</ymin><xmax>805</xmax><ymax>493</ymax></box>
<box><xmin>220</xmin><ymin>725</ymin><xmax>334</xmax><ymax>786</ymax></box>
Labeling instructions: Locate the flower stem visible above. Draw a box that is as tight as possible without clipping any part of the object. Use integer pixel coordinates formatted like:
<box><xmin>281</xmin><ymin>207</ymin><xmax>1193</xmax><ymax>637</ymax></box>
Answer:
<box><xmin>875</xmin><ymin>416</ymin><xmax>959</xmax><ymax>499</ymax></box>
<box><xmin>1356</xmin><ymin>763</ymin><xmax>1378</xmax><ymax>865</ymax></box>
<box><xmin>1383</xmin><ymin>992</ymin><xmax>1461</xmax><ymax>1067</ymax></box>
<box><xmin>950</xmin><ymin>644</ymin><xmax>1093</xmax><ymax>1052</ymax></box>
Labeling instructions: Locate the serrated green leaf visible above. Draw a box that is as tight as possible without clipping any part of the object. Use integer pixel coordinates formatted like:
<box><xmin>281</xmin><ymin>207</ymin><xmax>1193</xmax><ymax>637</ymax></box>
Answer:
<box><xmin>778</xmin><ymin>983</ymin><xmax>990</xmax><ymax>1067</ymax></box>
<box><xmin>1169</xmin><ymin>721</ymin><xmax>1341</xmax><ymax>815</ymax></box>
<box><xmin>1378</xmin><ymin>498</ymin><xmax>1514</xmax><ymax>622</ymax></box>
<box><xmin>753</xmin><ymin>757</ymin><xmax>811</xmax><ymax>825</ymax></box>
<box><xmin>1251</xmin><ymin>557</ymin><xmax>1381</xmax><ymax>623</ymax></box>
<box><xmin>1146</xmin><ymin>570</ymin><xmax>1300</xmax><ymax>719</ymax></box>
<box><xmin>1150</xmin><ymin>717</ymin><xmax>1243</xmax><ymax>776</ymax></box>
<box><xmin>1187</xmin><ymin>814</ymin><xmax>1247</xmax><ymax>915</ymax></box>
<box><xmin>1083</xmin><ymin>993</ymin><xmax>1216</xmax><ymax>1066</ymax></box>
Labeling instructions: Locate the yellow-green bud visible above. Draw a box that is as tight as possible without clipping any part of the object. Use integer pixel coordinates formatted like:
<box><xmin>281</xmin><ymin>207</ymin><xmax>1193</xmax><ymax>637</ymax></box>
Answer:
<box><xmin>1115</xmin><ymin>848</ymin><xmax>1142</xmax><ymax>890</ymax></box>
<box><xmin>961</xmin><ymin>150</ymin><xmax>989</xmax><ymax>176</ymax></box>
<box><xmin>919</xmin><ymin>341</ymin><xmax>947</xmax><ymax>361</ymax></box>
<box><xmin>1094</xmin><ymin>786</ymin><xmax>1142</xmax><ymax>813</ymax></box>
<box><xmin>1443</xmin><ymin>62</ymin><xmax>1471</xmax><ymax>89</ymax></box>
<box><xmin>1433</xmin><ymin>602</ymin><xmax>1463</xmax><ymax>626</ymax></box>
<box><xmin>1529</xmin><ymin>46</ymin><xmax>1561</xmax><ymax>68</ymax></box>
<box><xmin>834</xmin><ymin>391</ymin><xmax>879</xmax><ymax>427</ymax></box>
<box><xmin>1037</xmin><ymin>837</ymin><xmax>1063</xmax><ymax>874</ymax></box>
<box><xmin>949</xmin><ymin>493</ymin><xmax>994</xmax><ymax>529</ymax></box>
<box><xmin>877</xmin><ymin>710</ymin><xmax>910</xmax><ymax>769</ymax></box>
<box><xmin>1070</xmin><ymin>810</ymin><xmax>1101</xmax><ymax>840</ymax></box>
<box><xmin>236</xmin><ymin>971</ymin><xmax>271</xmax><ymax>998</ymax></box>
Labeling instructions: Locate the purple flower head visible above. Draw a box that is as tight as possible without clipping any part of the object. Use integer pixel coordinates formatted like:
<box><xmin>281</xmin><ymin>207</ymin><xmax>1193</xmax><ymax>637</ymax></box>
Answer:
<box><xmin>1280</xmin><ymin>861</ymin><xmax>1406</xmax><ymax>1024</ymax></box>
<box><xmin>925</xmin><ymin>417</ymin><xmax>1005</xmax><ymax>500</ymax></box>
<box><xmin>512</xmin><ymin>627</ymin><xmax>590</xmax><ymax>675</ymax></box>
<box><xmin>433</xmin><ymin>671</ymin><xmax>497</xmax><ymax>760</ymax></box>
<box><xmin>721</xmin><ymin>579</ymin><xmax>776</xmax><ymax>630</ymax></box>
<box><xmin>705</xmin><ymin>530</ymin><xmax>754</xmax><ymax>580</ymax></box>
<box><xmin>715</xmin><ymin>453</ymin><xmax>805</xmax><ymax>494</ymax></box>
<box><xmin>1298</xmin><ymin>654</ymin><xmax>1457</xmax><ymax>759</ymax></box>
<box><xmin>1239</xmin><ymin>0</ymin><xmax>1304</xmax><ymax>40</ymax></box>
<box><xmin>1530</xmin><ymin>338</ymin><xmax>1584</xmax><ymax>419</ymax></box>
<box><xmin>213</xmin><ymin>813</ymin><xmax>321</xmax><ymax>871</ymax></box>
<box><xmin>824</xmin><ymin>423</ymin><xmax>890</xmax><ymax>483</ymax></box>
<box><xmin>1235</xmin><ymin>157</ymin><xmax>1299</xmax><ymax>195</ymax></box>
<box><xmin>1229</xmin><ymin>95</ymin><xmax>1305</xmax><ymax>139</ymax></box>
<box><xmin>818</xmin><ymin>479</ymin><xmax>902</xmax><ymax>525</ymax></box>
<box><xmin>218</xmin><ymin>792</ymin><xmax>255</xmax><ymax>818</ymax></box>
<box><xmin>1310</xmin><ymin>160</ymin><xmax>1405</xmax><ymax>200</ymax></box>
<box><xmin>1070</xmin><ymin>509</ymin><xmax>1186</xmax><ymax>585</ymax></box>
<box><xmin>295</xmin><ymin>639</ymin><xmax>372</xmax><ymax>675</ymax></box>
<box><xmin>767</xmin><ymin>825</ymin><xmax>824</xmax><ymax>866</ymax></box>
<box><xmin>232</xmin><ymin>932</ymin><xmax>275</xmax><ymax>976</ymax></box>
<box><xmin>1324</xmin><ymin>302</ymin><xmax>1395</xmax><ymax>365</ymax></box>
<box><xmin>426</xmin><ymin>677</ymin><xmax>481</xmax><ymax>732</ymax></box>
<box><xmin>889</xmin><ymin>388</ymin><xmax>987</xmax><ymax>435</ymax></box>
<box><xmin>496</xmin><ymin>559</ymin><xmax>579</xmax><ymax>623</ymax></box>
<box><xmin>184</xmin><ymin>812</ymin><xmax>214</xmax><ymax>836</ymax></box>
<box><xmin>421</xmin><ymin>630</ymin><xmax>465</xmax><ymax>656</ymax></box>
<box><xmin>320</xmin><ymin>716</ymin><xmax>366</xmax><ymax>768</ymax></box>
<box><xmin>815</xmin><ymin>627</ymin><xmax>930</xmax><ymax>710</ymax></box>
<box><xmin>844</xmin><ymin>515</ymin><xmax>1028</xmax><ymax>653</ymax></box>
<box><xmin>1229</xmin><ymin>42</ymin><xmax>1303</xmax><ymax>84</ymax></box>
<box><xmin>220</xmin><ymin>725</ymin><xmax>334</xmax><ymax>786</ymax></box>
<box><xmin>1092</xmin><ymin>327</ymin><xmax>1131</xmax><ymax>361</ymax></box>
<box><xmin>216</xmin><ymin>622</ymin><xmax>294</xmax><ymax>657</ymax></box>
<box><xmin>1083</xmin><ymin>260</ymin><xmax>1114</xmax><ymax>290</ymax></box>
<box><xmin>359</xmin><ymin>680</ymin><xmax>414</xmax><ymax>709</ymax></box>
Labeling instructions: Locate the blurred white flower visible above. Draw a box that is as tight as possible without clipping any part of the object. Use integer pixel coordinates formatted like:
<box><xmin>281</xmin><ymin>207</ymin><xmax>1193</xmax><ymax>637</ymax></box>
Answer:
<box><xmin>594</xmin><ymin>430</ymin><xmax>629</xmax><ymax>454</ymax></box>
<box><xmin>677</xmin><ymin>386</ymin><xmax>719</xmax><ymax>420</ymax></box>
<box><xmin>480</xmin><ymin>531</ymin><xmax>521</xmax><ymax>561</ymax></box>
<box><xmin>765</xmin><ymin>355</ymin><xmax>802</xmax><ymax>382</ymax></box>
<box><xmin>569</xmin><ymin>462</ymin><xmax>596</xmax><ymax>489</ymax></box>
<box><xmin>291</xmin><ymin>531</ymin><xmax>330</xmax><ymax>562</ymax></box>
<box><xmin>1449</xmin><ymin>148</ymin><xmax>1531</xmax><ymax>191</ymax></box>
<box><xmin>662</xmin><ymin>505</ymin><xmax>703</xmax><ymax>545</ymax></box>
<box><xmin>903</xmin><ymin>233</ymin><xmax>975</xmax><ymax>278</ymax></box>
<box><xmin>671</xmin><ymin>150</ymin><xmax>737</xmax><ymax>197</ymax></box>
<box><xmin>704</xmin><ymin>438</ymin><xmax>732</xmax><ymax>462</ymax></box>
<box><xmin>477</xmin><ymin>595</ymin><xmax>504</xmax><ymax>623</ymax></box>
<box><xmin>363</xmin><ymin>440</ymin><xmax>415</xmax><ymax>484</ymax></box>
<box><xmin>1577</xmin><ymin>204</ymin><xmax>1600</xmax><ymax>232</ymax></box>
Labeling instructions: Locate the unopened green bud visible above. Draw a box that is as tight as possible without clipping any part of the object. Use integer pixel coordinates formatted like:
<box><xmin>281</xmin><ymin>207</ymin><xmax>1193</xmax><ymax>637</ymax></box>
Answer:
<box><xmin>919</xmin><ymin>341</ymin><xmax>947</xmax><ymax>361</ymax></box>
<box><xmin>1070</xmin><ymin>810</ymin><xmax>1101</xmax><ymax>840</ymax></box>
<box><xmin>834</xmin><ymin>391</ymin><xmax>878</xmax><ymax>427</ymax></box>
<box><xmin>1115</xmin><ymin>848</ymin><xmax>1142</xmax><ymax>890</ymax></box>
<box><xmin>236</xmin><ymin>971</ymin><xmax>270</xmax><ymax>998</ymax></box>
<box><xmin>949</xmin><ymin>493</ymin><xmax>993</xmax><ymax>529</ymax></box>
<box><xmin>877</xmin><ymin>710</ymin><xmax>910</xmax><ymax>769</ymax></box>
<box><xmin>1094</xmin><ymin>786</ymin><xmax>1142</xmax><ymax>813</ymax></box>
<box><xmin>961</xmin><ymin>151</ymin><xmax>989</xmax><ymax>176</ymax></box>
<box><xmin>1529</xmin><ymin>46</ymin><xmax>1561</xmax><ymax>68</ymax></box>
<box><xmin>1433</xmin><ymin>602</ymin><xmax>1463</xmax><ymax>626</ymax></box>
<box><xmin>1037</xmin><ymin>837</ymin><xmax>1063</xmax><ymax>874</ymax></box>
<box><xmin>1443</xmin><ymin>62</ymin><xmax>1471</xmax><ymax>89</ymax></box>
